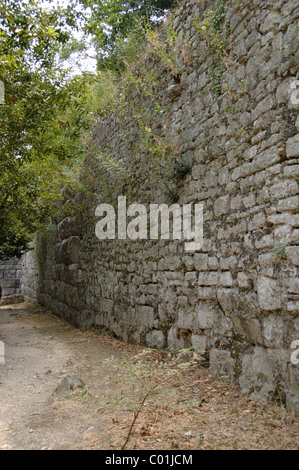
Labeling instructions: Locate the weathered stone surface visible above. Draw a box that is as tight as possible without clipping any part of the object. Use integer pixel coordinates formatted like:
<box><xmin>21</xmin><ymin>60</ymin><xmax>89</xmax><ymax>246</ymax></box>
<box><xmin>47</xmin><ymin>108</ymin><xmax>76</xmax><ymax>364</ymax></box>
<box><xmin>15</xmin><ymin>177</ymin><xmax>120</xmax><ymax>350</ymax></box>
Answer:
<box><xmin>0</xmin><ymin>257</ymin><xmax>23</xmax><ymax>298</ymax></box>
<box><xmin>286</xmin><ymin>366</ymin><xmax>299</xmax><ymax>414</ymax></box>
<box><xmin>214</xmin><ymin>196</ymin><xmax>230</xmax><ymax>216</ymax></box>
<box><xmin>239</xmin><ymin>347</ymin><xmax>275</xmax><ymax>401</ymax></box>
<box><xmin>167</xmin><ymin>325</ymin><xmax>189</xmax><ymax>352</ymax></box>
<box><xmin>20</xmin><ymin>0</ymin><xmax>299</xmax><ymax>413</ymax></box>
<box><xmin>286</xmin><ymin>246</ymin><xmax>299</xmax><ymax>266</ymax></box>
<box><xmin>191</xmin><ymin>334</ymin><xmax>207</xmax><ymax>354</ymax></box>
<box><xmin>167</xmin><ymin>84</ymin><xmax>182</xmax><ymax>100</ymax></box>
<box><xmin>210</xmin><ymin>349</ymin><xmax>235</xmax><ymax>383</ymax></box>
<box><xmin>288</xmin><ymin>279</ymin><xmax>299</xmax><ymax>294</ymax></box>
<box><xmin>256</xmin><ymin>276</ymin><xmax>281</xmax><ymax>311</ymax></box>
<box><xmin>135</xmin><ymin>305</ymin><xmax>155</xmax><ymax>329</ymax></box>
<box><xmin>55</xmin><ymin>236</ymin><xmax>80</xmax><ymax>265</ymax></box>
<box><xmin>194</xmin><ymin>253</ymin><xmax>208</xmax><ymax>271</ymax></box>
<box><xmin>249</xmin><ymin>212</ymin><xmax>266</xmax><ymax>231</ymax></box>
<box><xmin>276</xmin><ymin>77</ymin><xmax>297</xmax><ymax>105</ymax></box>
<box><xmin>286</xmin><ymin>134</ymin><xmax>299</xmax><ymax>158</ymax></box>
<box><xmin>54</xmin><ymin>375</ymin><xmax>85</xmax><ymax>397</ymax></box>
<box><xmin>237</xmin><ymin>272</ymin><xmax>250</xmax><ymax>289</ymax></box>
<box><xmin>146</xmin><ymin>330</ymin><xmax>165</xmax><ymax>349</ymax></box>
<box><xmin>262</xmin><ymin>315</ymin><xmax>290</xmax><ymax>348</ymax></box>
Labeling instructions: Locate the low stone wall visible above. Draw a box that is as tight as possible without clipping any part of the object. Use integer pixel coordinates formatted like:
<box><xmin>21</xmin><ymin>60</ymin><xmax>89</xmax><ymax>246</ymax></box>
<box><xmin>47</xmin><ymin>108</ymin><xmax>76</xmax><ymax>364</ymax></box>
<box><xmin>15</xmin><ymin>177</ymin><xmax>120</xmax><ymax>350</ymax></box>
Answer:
<box><xmin>0</xmin><ymin>257</ymin><xmax>23</xmax><ymax>298</ymax></box>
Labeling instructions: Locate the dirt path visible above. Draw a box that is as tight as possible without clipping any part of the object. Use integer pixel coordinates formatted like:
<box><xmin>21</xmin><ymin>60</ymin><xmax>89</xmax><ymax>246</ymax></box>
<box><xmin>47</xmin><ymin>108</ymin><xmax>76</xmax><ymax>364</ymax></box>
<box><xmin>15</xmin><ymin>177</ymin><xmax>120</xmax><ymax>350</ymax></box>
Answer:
<box><xmin>0</xmin><ymin>302</ymin><xmax>299</xmax><ymax>450</ymax></box>
<box><xmin>0</xmin><ymin>302</ymin><xmax>132</xmax><ymax>450</ymax></box>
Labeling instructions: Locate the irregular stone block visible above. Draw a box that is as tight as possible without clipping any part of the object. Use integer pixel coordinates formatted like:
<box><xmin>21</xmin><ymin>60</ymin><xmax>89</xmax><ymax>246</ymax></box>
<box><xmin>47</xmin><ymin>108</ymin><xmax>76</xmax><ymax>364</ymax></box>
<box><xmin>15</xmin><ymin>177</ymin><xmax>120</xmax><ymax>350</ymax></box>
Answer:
<box><xmin>167</xmin><ymin>325</ymin><xmax>189</xmax><ymax>352</ymax></box>
<box><xmin>237</xmin><ymin>272</ymin><xmax>250</xmax><ymax>289</ymax></box>
<box><xmin>135</xmin><ymin>305</ymin><xmax>155</xmax><ymax>329</ymax></box>
<box><xmin>220</xmin><ymin>256</ymin><xmax>238</xmax><ymax>271</ymax></box>
<box><xmin>208</xmin><ymin>256</ymin><xmax>219</xmax><ymax>270</ymax></box>
<box><xmin>286</xmin><ymin>365</ymin><xmax>299</xmax><ymax>415</ymax></box>
<box><xmin>198</xmin><ymin>272</ymin><xmax>218</xmax><ymax>286</ymax></box>
<box><xmin>177</xmin><ymin>309</ymin><xmax>193</xmax><ymax>330</ymax></box>
<box><xmin>219</xmin><ymin>272</ymin><xmax>233</xmax><ymax>287</ymax></box>
<box><xmin>286</xmin><ymin>134</ymin><xmax>299</xmax><ymax>158</ymax></box>
<box><xmin>255</xmin><ymin>234</ymin><xmax>274</xmax><ymax>250</ymax></box>
<box><xmin>210</xmin><ymin>349</ymin><xmax>235</xmax><ymax>383</ymax></box>
<box><xmin>286</xmin><ymin>302</ymin><xmax>299</xmax><ymax>313</ymax></box>
<box><xmin>286</xmin><ymin>246</ymin><xmax>299</xmax><ymax>266</ymax></box>
<box><xmin>214</xmin><ymin>195</ymin><xmax>230</xmax><ymax>216</ymax></box>
<box><xmin>194</xmin><ymin>253</ymin><xmax>208</xmax><ymax>271</ymax></box>
<box><xmin>55</xmin><ymin>236</ymin><xmax>80</xmax><ymax>265</ymax></box>
<box><xmin>167</xmin><ymin>84</ymin><xmax>182</xmax><ymax>100</ymax></box>
<box><xmin>191</xmin><ymin>334</ymin><xmax>207</xmax><ymax>354</ymax></box>
<box><xmin>256</xmin><ymin>276</ymin><xmax>281</xmax><ymax>311</ymax></box>
<box><xmin>248</xmin><ymin>212</ymin><xmax>266</xmax><ymax>231</ymax></box>
<box><xmin>239</xmin><ymin>347</ymin><xmax>275</xmax><ymax>401</ymax></box>
<box><xmin>145</xmin><ymin>330</ymin><xmax>165</xmax><ymax>349</ymax></box>
<box><xmin>288</xmin><ymin>278</ymin><xmax>299</xmax><ymax>294</ymax></box>
<box><xmin>262</xmin><ymin>315</ymin><xmax>290</xmax><ymax>348</ymax></box>
<box><xmin>54</xmin><ymin>375</ymin><xmax>85</xmax><ymax>397</ymax></box>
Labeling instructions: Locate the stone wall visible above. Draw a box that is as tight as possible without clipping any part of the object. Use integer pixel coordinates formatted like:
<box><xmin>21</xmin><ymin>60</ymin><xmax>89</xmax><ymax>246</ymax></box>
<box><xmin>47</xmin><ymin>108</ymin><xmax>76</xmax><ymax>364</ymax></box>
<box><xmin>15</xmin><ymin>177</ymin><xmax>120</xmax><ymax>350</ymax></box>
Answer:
<box><xmin>21</xmin><ymin>246</ymin><xmax>39</xmax><ymax>303</ymax></box>
<box><xmin>22</xmin><ymin>0</ymin><xmax>299</xmax><ymax>412</ymax></box>
<box><xmin>0</xmin><ymin>257</ymin><xmax>23</xmax><ymax>298</ymax></box>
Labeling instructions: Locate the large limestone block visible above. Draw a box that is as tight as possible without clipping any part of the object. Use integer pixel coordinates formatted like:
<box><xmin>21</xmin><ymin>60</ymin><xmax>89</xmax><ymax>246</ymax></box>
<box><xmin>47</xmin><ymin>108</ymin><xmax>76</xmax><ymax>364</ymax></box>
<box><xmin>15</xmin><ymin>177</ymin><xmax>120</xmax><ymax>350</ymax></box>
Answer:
<box><xmin>55</xmin><ymin>236</ymin><xmax>80</xmax><ymax>265</ymax></box>
<box><xmin>256</xmin><ymin>276</ymin><xmax>281</xmax><ymax>311</ymax></box>
<box><xmin>239</xmin><ymin>347</ymin><xmax>275</xmax><ymax>401</ymax></box>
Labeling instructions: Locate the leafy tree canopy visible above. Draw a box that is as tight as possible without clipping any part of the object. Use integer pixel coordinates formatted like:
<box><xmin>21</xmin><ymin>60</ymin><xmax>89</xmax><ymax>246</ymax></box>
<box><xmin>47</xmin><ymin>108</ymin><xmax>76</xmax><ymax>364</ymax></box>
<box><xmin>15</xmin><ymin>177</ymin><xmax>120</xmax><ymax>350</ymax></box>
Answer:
<box><xmin>78</xmin><ymin>0</ymin><xmax>177</xmax><ymax>73</ymax></box>
<box><xmin>0</xmin><ymin>0</ymin><xmax>94</xmax><ymax>259</ymax></box>
<box><xmin>0</xmin><ymin>0</ymin><xmax>177</xmax><ymax>260</ymax></box>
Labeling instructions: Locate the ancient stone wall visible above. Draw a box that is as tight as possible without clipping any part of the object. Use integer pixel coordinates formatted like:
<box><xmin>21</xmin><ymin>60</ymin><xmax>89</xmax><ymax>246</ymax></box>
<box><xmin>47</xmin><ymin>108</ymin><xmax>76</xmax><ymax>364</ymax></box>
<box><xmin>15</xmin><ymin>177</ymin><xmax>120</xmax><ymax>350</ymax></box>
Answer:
<box><xmin>0</xmin><ymin>257</ymin><xmax>23</xmax><ymax>298</ymax></box>
<box><xmin>21</xmin><ymin>246</ymin><xmax>39</xmax><ymax>303</ymax></box>
<box><xmin>22</xmin><ymin>0</ymin><xmax>299</xmax><ymax>412</ymax></box>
